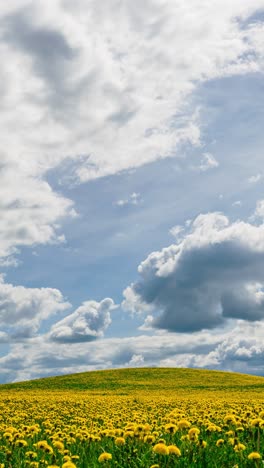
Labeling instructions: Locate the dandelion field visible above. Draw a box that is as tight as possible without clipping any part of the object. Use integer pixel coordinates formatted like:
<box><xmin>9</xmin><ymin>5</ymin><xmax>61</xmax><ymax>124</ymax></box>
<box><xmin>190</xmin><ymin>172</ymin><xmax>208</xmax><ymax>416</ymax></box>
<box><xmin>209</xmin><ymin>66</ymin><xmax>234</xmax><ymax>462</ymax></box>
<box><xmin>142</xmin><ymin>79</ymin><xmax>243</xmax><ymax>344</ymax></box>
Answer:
<box><xmin>0</xmin><ymin>368</ymin><xmax>264</xmax><ymax>467</ymax></box>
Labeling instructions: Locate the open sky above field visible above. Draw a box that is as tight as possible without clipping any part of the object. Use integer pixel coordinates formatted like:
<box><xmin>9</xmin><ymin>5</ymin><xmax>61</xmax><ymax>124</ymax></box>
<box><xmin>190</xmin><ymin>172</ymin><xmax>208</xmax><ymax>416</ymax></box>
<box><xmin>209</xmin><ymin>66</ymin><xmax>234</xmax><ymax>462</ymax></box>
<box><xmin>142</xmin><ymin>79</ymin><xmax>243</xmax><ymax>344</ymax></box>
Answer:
<box><xmin>1</xmin><ymin>0</ymin><xmax>264</xmax><ymax>383</ymax></box>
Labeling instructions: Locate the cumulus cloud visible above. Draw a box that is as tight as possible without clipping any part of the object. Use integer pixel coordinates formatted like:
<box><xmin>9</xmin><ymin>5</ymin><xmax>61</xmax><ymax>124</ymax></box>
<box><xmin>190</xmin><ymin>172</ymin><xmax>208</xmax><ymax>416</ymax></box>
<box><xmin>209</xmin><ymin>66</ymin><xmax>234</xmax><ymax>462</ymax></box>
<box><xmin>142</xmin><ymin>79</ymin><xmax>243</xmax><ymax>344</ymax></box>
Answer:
<box><xmin>0</xmin><ymin>1</ymin><xmax>263</xmax><ymax>263</ymax></box>
<box><xmin>0</xmin><ymin>275</ymin><xmax>70</xmax><ymax>337</ymax></box>
<box><xmin>123</xmin><ymin>211</ymin><xmax>264</xmax><ymax>332</ymax></box>
<box><xmin>0</xmin><ymin>1</ymin><xmax>263</xmax><ymax>181</ymax></box>
<box><xmin>49</xmin><ymin>298</ymin><xmax>115</xmax><ymax>343</ymax></box>
<box><xmin>2</xmin><ymin>318</ymin><xmax>264</xmax><ymax>382</ymax></box>
<box><xmin>0</xmin><ymin>161</ymin><xmax>76</xmax><ymax>259</ymax></box>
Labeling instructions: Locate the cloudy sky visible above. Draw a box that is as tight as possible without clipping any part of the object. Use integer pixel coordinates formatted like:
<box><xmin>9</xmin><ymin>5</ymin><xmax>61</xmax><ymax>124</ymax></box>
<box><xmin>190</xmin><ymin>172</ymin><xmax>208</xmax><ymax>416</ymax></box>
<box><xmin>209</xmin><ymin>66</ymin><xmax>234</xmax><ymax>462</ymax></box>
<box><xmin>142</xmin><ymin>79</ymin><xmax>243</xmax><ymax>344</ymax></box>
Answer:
<box><xmin>1</xmin><ymin>0</ymin><xmax>264</xmax><ymax>382</ymax></box>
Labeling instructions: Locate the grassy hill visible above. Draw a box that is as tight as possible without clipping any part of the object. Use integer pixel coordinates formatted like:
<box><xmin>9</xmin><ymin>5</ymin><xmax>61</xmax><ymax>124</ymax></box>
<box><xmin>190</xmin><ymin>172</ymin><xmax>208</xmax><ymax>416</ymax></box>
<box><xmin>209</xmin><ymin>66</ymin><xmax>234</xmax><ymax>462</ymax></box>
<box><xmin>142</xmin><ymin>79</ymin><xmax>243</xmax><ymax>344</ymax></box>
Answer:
<box><xmin>0</xmin><ymin>368</ymin><xmax>264</xmax><ymax>467</ymax></box>
<box><xmin>0</xmin><ymin>367</ymin><xmax>264</xmax><ymax>394</ymax></box>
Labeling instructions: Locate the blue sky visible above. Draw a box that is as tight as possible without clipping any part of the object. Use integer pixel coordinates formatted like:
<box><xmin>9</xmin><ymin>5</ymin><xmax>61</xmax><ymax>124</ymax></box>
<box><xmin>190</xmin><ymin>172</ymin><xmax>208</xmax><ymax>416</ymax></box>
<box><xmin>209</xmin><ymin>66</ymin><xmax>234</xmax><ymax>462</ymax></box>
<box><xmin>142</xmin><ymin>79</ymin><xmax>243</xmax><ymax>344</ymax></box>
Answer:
<box><xmin>1</xmin><ymin>1</ymin><xmax>264</xmax><ymax>382</ymax></box>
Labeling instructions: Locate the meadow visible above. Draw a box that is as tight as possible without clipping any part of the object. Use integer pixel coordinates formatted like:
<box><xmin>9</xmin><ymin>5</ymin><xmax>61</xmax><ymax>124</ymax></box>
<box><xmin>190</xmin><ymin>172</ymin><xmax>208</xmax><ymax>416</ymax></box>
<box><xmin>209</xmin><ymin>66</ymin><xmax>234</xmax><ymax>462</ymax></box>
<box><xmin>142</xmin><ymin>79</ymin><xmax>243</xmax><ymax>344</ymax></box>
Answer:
<box><xmin>0</xmin><ymin>368</ymin><xmax>263</xmax><ymax>467</ymax></box>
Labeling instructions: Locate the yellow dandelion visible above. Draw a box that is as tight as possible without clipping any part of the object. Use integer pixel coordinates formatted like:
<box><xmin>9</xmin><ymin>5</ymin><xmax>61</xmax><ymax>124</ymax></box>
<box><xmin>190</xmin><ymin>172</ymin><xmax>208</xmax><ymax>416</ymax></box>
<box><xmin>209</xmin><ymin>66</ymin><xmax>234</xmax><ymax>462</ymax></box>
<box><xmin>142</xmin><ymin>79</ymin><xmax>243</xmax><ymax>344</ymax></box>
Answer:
<box><xmin>153</xmin><ymin>443</ymin><xmax>169</xmax><ymax>455</ymax></box>
<box><xmin>62</xmin><ymin>462</ymin><xmax>77</xmax><ymax>468</ymax></box>
<box><xmin>165</xmin><ymin>423</ymin><xmax>177</xmax><ymax>434</ymax></box>
<box><xmin>178</xmin><ymin>419</ymin><xmax>191</xmax><ymax>429</ymax></box>
<box><xmin>144</xmin><ymin>434</ymin><xmax>156</xmax><ymax>443</ymax></box>
<box><xmin>216</xmin><ymin>439</ymin><xmax>225</xmax><ymax>447</ymax></box>
<box><xmin>234</xmin><ymin>443</ymin><xmax>246</xmax><ymax>452</ymax></box>
<box><xmin>98</xmin><ymin>452</ymin><xmax>112</xmax><ymax>463</ymax></box>
<box><xmin>115</xmin><ymin>436</ymin><xmax>125</xmax><ymax>446</ymax></box>
<box><xmin>53</xmin><ymin>440</ymin><xmax>64</xmax><ymax>451</ymax></box>
<box><xmin>248</xmin><ymin>452</ymin><xmax>262</xmax><ymax>460</ymax></box>
<box><xmin>15</xmin><ymin>439</ymin><xmax>28</xmax><ymax>447</ymax></box>
<box><xmin>167</xmin><ymin>445</ymin><xmax>181</xmax><ymax>456</ymax></box>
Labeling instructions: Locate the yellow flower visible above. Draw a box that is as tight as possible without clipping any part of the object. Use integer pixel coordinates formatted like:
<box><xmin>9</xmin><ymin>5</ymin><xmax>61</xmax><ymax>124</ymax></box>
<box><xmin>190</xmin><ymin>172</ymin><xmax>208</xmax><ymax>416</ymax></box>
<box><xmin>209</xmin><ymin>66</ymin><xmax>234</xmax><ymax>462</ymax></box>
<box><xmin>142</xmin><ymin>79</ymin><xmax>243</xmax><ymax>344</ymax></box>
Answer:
<box><xmin>216</xmin><ymin>439</ymin><xmax>225</xmax><ymax>447</ymax></box>
<box><xmin>153</xmin><ymin>443</ymin><xmax>169</xmax><ymax>455</ymax></box>
<box><xmin>188</xmin><ymin>427</ymin><xmax>200</xmax><ymax>438</ymax></box>
<box><xmin>250</xmin><ymin>418</ymin><xmax>262</xmax><ymax>427</ymax></box>
<box><xmin>26</xmin><ymin>451</ymin><xmax>38</xmax><ymax>459</ymax></box>
<box><xmin>234</xmin><ymin>443</ymin><xmax>246</xmax><ymax>452</ymax></box>
<box><xmin>167</xmin><ymin>445</ymin><xmax>181</xmax><ymax>456</ymax></box>
<box><xmin>98</xmin><ymin>453</ymin><xmax>112</xmax><ymax>463</ymax></box>
<box><xmin>248</xmin><ymin>452</ymin><xmax>262</xmax><ymax>460</ymax></box>
<box><xmin>150</xmin><ymin>465</ymin><xmax>160</xmax><ymax>468</ymax></box>
<box><xmin>144</xmin><ymin>434</ymin><xmax>156</xmax><ymax>443</ymax></box>
<box><xmin>178</xmin><ymin>419</ymin><xmax>191</xmax><ymax>430</ymax></box>
<box><xmin>115</xmin><ymin>436</ymin><xmax>125</xmax><ymax>445</ymax></box>
<box><xmin>165</xmin><ymin>423</ymin><xmax>177</xmax><ymax>434</ymax></box>
<box><xmin>62</xmin><ymin>462</ymin><xmax>77</xmax><ymax>468</ymax></box>
<box><xmin>53</xmin><ymin>440</ymin><xmax>64</xmax><ymax>451</ymax></box>
<box><xmin>15</xmin><ymin>439</ymin><xmax>28</xmax><ymax>447</ymax></box>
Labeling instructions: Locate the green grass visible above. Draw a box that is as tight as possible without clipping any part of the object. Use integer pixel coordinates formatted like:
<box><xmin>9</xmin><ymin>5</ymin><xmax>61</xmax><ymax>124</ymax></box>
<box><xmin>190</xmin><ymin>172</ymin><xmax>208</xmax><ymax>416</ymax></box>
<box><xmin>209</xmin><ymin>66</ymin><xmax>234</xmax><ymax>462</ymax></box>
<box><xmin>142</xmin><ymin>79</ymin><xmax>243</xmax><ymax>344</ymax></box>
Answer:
<box><xmin>1</xmin><ymin>367</ymin><xmax>264</xmax><ymax>393</ymax></box>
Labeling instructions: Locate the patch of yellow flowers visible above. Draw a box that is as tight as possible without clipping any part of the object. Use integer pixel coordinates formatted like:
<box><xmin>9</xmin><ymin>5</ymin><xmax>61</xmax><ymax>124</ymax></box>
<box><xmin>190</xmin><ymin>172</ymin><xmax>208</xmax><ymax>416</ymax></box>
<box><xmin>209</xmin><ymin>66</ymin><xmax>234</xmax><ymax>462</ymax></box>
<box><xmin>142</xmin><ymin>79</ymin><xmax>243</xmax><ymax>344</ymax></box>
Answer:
<box><xmin>0</xmin><ymin>380</ymin><xmax>263</xmax><ymax>466</ymax></box>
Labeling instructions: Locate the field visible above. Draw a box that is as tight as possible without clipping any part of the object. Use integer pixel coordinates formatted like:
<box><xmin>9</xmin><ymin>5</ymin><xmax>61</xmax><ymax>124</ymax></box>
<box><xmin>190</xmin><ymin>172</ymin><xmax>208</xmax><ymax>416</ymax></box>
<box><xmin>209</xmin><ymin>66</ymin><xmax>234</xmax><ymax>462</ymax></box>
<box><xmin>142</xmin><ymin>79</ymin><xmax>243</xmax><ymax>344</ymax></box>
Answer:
<box><xmin>0</xmin><ymin>368</ymin><xmax>264</xmax><ymax>467</ymax></box>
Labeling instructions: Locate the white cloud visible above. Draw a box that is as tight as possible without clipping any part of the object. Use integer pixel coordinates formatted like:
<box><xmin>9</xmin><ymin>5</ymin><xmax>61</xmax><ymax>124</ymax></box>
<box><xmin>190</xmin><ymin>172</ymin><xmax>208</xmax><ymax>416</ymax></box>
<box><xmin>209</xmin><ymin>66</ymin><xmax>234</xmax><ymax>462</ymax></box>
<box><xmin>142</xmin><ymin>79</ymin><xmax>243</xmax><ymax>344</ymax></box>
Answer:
<box><xmin>49</xmin><ymin>298</ymin><xmax>115</xmax><ymax>343</ymax></box>
<box><xmin>0</xmin><ymin>275</ymin><xmax>70</xmax><ymax>337</ymax></box>
<box><xmin>195</xmin><ymin>152</ymin><xmax>219</xmax><ymax>172</ymax></box>
<box><xmin>3</xmin><ymin>320</ymin><xmax>264</xmax><ymax>382</ymax></box>
<box><xmin>115</xmin><ymin>192</ymin><xmax>142</xmax><ymax>207</ymax></box>
<box><xmin>169</xmin><ymin>225</ymin><xmax>184</xmax><ymax>239</ymax></box>
<box><xmin>0</xmin><ymin>1</ymin><xmax>263</xmax><ymax>262</ymax></box>
<box><xmin>248</xmin><ymin>173</ymin><xmax>263</xmax><ymax>183</ymax></box>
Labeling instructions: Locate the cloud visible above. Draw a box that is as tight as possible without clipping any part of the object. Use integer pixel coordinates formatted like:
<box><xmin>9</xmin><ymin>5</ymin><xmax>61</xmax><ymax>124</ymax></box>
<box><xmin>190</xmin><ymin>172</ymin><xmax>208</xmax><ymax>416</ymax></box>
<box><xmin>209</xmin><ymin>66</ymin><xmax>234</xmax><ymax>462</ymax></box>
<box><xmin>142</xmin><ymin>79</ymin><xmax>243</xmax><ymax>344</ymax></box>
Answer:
<box><xmin>248</xmin><ymin>173</ymin><xmax>263</xmax><ymax>183</ymax></box>
<box><xmin>115</xmin><ymin>192</ymin><xmax>142</xmax><ymax>207</ymax></box>
<box><xmin>2</xmin><ymin>318</ymin><xmax>264</xmax><ymax>382</ymax></box>
<box><xmin>0</xmin><ymin>1</ymin><xmax>263</xmax><ymax>182</ymax></box>
<box><xmin>0</xmin><ymin>275</ymin><xmax>70</xmax><ymax>337</ymax></box>
<box><xmin>123</xmin><ymin>211</ymin><xmax>264</xmax><ymax>332</ymax></box>
<box><xmin>254</xmin><ymin>199</ymin><xmax>264</xmax><ymax>218</ymax></box>
<box><xmin>194</xmin><ymin>152</ymin><xmax>219</xmax><ymax>172</ymax></box>
<box><xmin>49</xmin><ymin>298</ymin><xmax>115</xmax><ymax>343</ymax></box>
<box><xmin>0</xmin><ymin>160</ymin><xmax>76</xmax><ymax>260</ymax></box>
<box><xmin>0</xmin><ymin>1</ymin><xmax>262</xmax><ymax>264</ymax></box>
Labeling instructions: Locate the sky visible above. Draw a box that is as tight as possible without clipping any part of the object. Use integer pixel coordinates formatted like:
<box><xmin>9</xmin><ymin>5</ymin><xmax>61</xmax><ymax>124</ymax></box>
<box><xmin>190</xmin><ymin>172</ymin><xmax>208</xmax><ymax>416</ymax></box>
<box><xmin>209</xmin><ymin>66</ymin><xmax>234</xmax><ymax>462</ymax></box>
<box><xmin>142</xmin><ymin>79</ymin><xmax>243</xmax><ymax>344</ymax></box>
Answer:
<box><xmin>1</xmin><ymin>0</ymin><xmax>264</xmax><ymax>382</ymax></box>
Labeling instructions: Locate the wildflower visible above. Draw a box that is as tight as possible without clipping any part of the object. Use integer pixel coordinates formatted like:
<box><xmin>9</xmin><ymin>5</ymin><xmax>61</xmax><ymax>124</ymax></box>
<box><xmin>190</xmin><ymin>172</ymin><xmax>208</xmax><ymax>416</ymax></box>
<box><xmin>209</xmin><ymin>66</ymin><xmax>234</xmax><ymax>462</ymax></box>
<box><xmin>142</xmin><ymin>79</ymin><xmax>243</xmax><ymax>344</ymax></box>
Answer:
<box><xmin>144</xmin><ymin>434</ymin><xmax>156</xmax><ymax>443</ymax></box>
<box><xmin>250</xmin><ymin>418</ymin><xmax>262</xmax><ymax>427</ymax></box>
<box><xmin>234</xmin><ymin>443</ymin><xmax>246</xmax><ymax>452</ymax></box>
<box><xmin>62</xmin><ymin>462</ymin><xmax>77</xmax><ymax>468</ymax></box>
<box><xmin>98</xmin><ymin>452</ymin><xmax>112</xmax><ymax>462</ymax></box>
<box><xmin>167</xmin><ymin>445</ymin><xmax>181</xmax><ymax>456</ymax></box>
<box><xmin>153</xmin><ymin>443</ymin><xmax>169</xmax><ymax>455</ymax></box>
<box><xmin>216</xmin><ymin>439</ymin><xmax>225</xmax><ymax>447</ymax></box>
<box><xmin>178</xmin><ymin>419</ymin><xmax>191</xmax><ymax>429</ymax></box>
<box><xmin>15</xmin><ymin>439</ymin><xmax>28</xmax><ymax>447</ymax></box>
<box><xmin>165</xmin><ymin>423</ymin><xmax>177</xmax><ymax>434</ymax></box>
<box><xmin>198</xmin><ymin>440</ymin><xmax>207</xmax><ymax>448</ymax></box>
<box><xmin>115</xmin><ymin>436</ymin><xmax>125</xmax><ymax>445</ymax></box>
<box><xmin>248</xmin><ymin>452</ymin><xmax>262</xmax><ymax>460</ymax></box>
<box><xmin>150</xmin><ymin>465</ymin><xmax>160</xmax><ymax>468</ymax></box>
<box><xmin>53</xmin><ymin>440</ymin><xmax>64</xmax><ymax>451</ymax></box>
<box><xmin>188</xmin><ymin>427</ymin><xmax>200</xmax><ymax>441</ymax></box>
